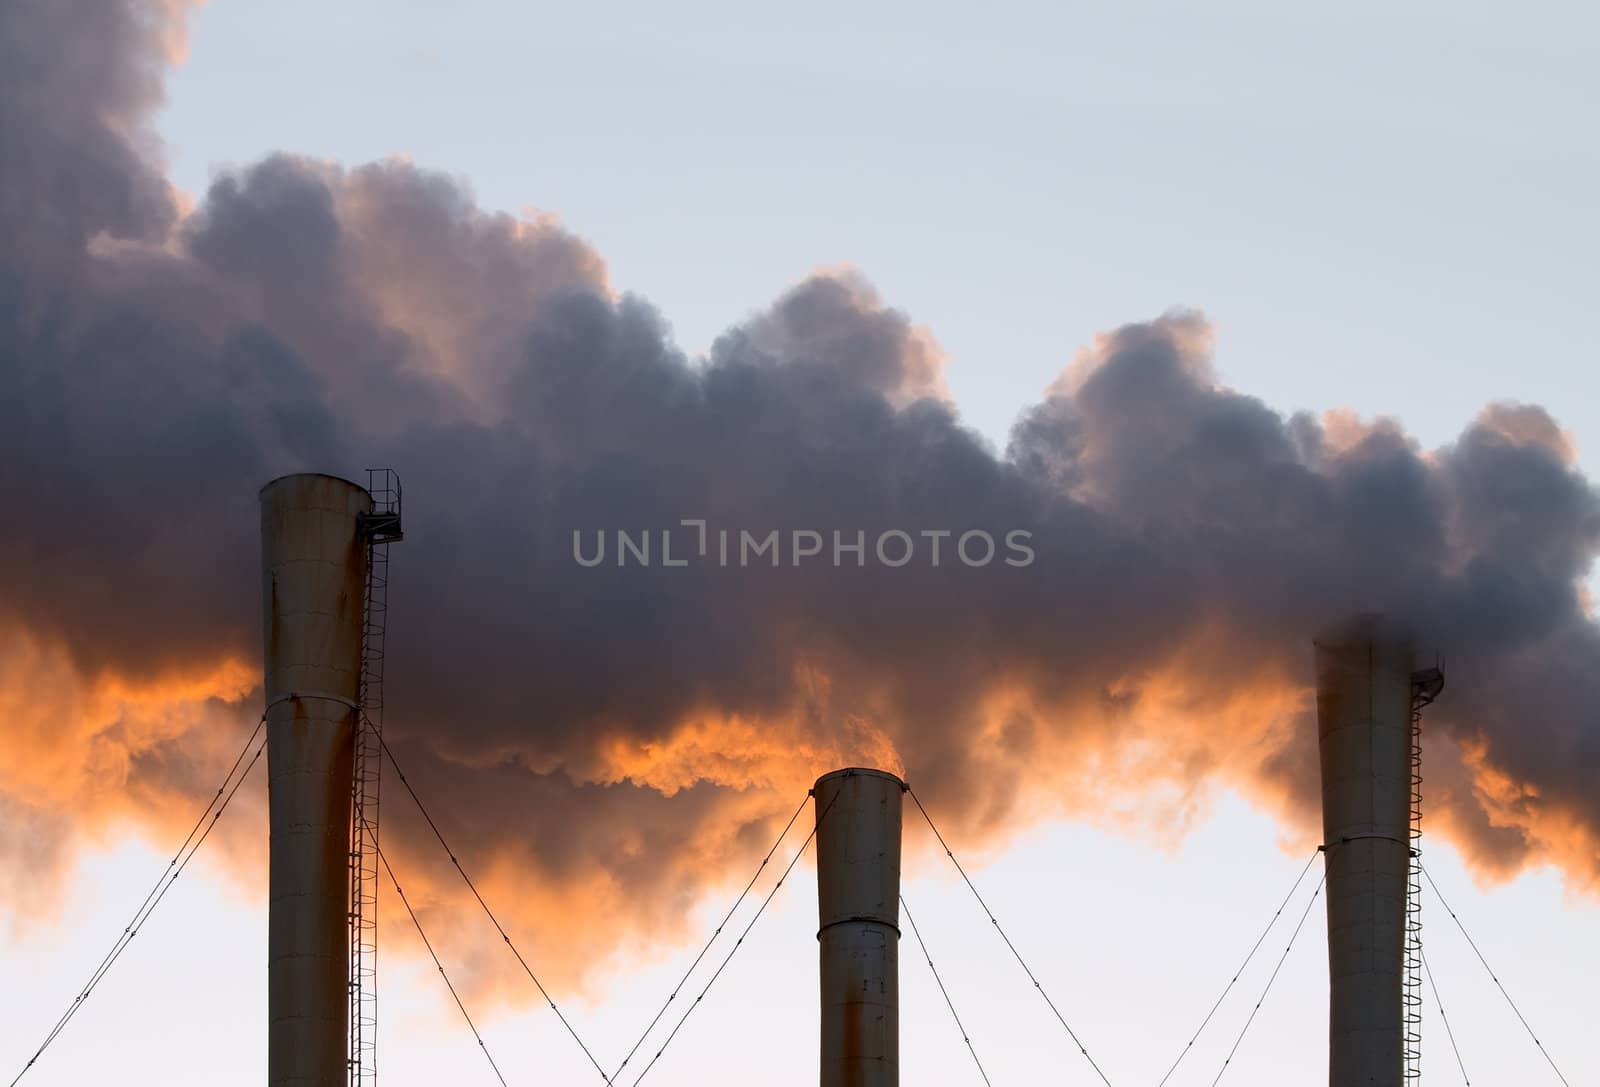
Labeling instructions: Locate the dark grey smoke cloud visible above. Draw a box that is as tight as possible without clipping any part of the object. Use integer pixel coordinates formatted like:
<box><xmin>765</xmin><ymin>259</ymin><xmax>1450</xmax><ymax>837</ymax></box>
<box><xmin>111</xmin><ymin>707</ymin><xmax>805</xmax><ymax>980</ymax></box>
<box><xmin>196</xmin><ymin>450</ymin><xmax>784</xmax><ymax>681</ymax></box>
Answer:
<box><xmin>2</xmin><ymin>0</ymin><xmax>1597</xmax><ymax>983</ymax></box>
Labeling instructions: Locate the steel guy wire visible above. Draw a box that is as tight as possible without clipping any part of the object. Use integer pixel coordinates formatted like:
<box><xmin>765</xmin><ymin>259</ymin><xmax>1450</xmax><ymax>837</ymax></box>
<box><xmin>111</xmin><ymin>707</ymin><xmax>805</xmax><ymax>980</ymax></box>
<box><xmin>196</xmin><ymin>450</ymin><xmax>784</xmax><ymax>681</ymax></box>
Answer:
<box><xmin>1421</xmin><ymin>947</ymin><xmax>1471</xmax><ymax>1085</ymax></box>
<box><xmin>900</xmin><ymin>892</ymin><xmax>992</xmax><ymax>1086</ymax></box>
<box><xmin>907</xmin><ymin>787</ymin><xmax>1115</xmax><ymax>1087</ymax></box>
<box><xmin>1421</xmin><ymin>864</ymin><xmax>1571</xmax><ymax>1086</ymax></box>
<box><xmin>1156</xmin><ymin>849</ymin><xmax>1322</xmax><ymax>1087</ymax></box>
<box><xmin>1209</xmin><ymin>869</ymin><xmax>1325</xmax><ymax>1086</ymax></box>
<box><xmin>625</xmin><ymin>789</ymin><xmax>841</xmax><ymax>1087</ymax></box>
<box><xmin>370</xmin><ymin>829</ymin><xmax>508</xmax><ymax>1086</ymax></box>
<box><xmin>606</xmin><ymin>790</ymin><xmax>812</xmax><ymax>1083</ymax></box>
<box><xmin>378</xmin><ymin>732</ymin><xmax>613</xmax><ymax>1084</ymax></box>
<box><xmin>7</xmin><ymin>716</ymin><xmax>268</xmax><ymax>1087</ymax></box>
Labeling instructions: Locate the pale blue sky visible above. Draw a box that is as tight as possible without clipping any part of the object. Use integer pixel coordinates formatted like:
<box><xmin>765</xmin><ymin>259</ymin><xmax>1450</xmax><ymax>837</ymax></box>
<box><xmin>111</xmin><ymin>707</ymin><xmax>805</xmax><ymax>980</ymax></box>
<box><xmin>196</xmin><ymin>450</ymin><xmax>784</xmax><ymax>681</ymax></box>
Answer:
<box><xmin>7</xmin><ymin>2</ymin><xmax>1598</xmax><ymax>1084</ymax></box>
<box><xmin>159</xmin><ymin>0</ymin><xmax>1598</xmax><ymax>459</ymax></box>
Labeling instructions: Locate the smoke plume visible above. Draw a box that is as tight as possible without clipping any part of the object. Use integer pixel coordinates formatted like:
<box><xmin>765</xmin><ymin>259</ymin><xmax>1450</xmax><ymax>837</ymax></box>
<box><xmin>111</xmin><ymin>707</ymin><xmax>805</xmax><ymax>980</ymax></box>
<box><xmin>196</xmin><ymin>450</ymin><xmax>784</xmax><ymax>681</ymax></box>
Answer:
<box><xmin>3</xmin><ymin>0</ymin><xmax>1597</xmax><ymax>993</ymax></box>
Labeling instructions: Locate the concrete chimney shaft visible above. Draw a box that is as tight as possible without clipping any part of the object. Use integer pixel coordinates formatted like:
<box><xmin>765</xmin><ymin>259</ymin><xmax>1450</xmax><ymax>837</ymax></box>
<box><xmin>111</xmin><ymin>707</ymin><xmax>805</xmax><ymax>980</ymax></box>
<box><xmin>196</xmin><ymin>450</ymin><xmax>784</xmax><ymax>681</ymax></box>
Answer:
<box><xmin>814</xmin><ymin>767</ymin><xmax>905</xmax><ymax>1087</ymax></box>
<box><xmin>1315</xmin><ymin>615</ymin><xmax>1413</xmax><ymax>1087</ymax></box>
<box><xmin>261</xmin><ymin>474</ymin><xmax>372</xmax><ymax>1087</ymax></box>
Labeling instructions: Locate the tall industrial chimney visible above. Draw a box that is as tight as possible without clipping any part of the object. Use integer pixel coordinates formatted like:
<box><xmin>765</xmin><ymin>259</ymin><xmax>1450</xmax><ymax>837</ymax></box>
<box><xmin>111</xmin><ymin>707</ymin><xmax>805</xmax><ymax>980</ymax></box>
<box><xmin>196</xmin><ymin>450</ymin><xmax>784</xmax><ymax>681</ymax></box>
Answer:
<box><xmin>814</xmin><ymin>767</ymin><xmax>905</xmax><ymax>1087</ymax></box>
<box><xmin>261</xmin><ymin>474</ymin><xmax>373</xmax><ymax>1087</ymax></box>
<box><xmin>1315</xmin><ymin>614</ymin><xmax>1413</xmax><ymax>1087</ymax></box>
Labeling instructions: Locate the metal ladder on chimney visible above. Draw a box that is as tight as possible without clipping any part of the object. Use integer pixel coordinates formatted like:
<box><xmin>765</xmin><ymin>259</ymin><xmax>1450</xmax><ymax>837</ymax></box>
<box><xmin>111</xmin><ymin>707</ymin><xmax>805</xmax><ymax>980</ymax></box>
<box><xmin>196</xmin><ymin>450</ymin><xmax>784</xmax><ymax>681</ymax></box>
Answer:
<box><xmin>351</xmin><ymin>469</ymin><xmax>403</xmax><ymax>1087</ymax></box>
<box><xmin>1404</xmin><ymin>666</ymin><xmax>1445</xmax><ymax>1084</ymax></box>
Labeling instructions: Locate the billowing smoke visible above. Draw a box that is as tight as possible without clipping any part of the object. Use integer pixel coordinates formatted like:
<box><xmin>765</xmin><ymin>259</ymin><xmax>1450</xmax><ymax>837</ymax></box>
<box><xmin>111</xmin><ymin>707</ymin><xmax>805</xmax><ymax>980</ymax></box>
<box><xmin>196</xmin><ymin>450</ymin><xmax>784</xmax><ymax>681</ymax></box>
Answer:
<box><xmin>3</xmin><ymin>0</ymin><xmax>1597</xmax><ymax>993</ymax></box>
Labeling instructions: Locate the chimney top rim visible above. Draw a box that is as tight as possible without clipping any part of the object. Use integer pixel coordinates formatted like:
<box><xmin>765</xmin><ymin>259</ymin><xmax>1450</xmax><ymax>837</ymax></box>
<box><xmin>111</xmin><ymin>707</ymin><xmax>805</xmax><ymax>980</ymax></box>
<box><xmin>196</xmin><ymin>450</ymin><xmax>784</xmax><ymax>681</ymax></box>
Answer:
<box><xmin>812</xmin><ymin>766</ymin><xmax>907</xmax><ymax>791</ymax></box>
<box><xmin>259</xmin><ymin>472</ymin><xmax>372</xmax><ymax>499</ymax></box>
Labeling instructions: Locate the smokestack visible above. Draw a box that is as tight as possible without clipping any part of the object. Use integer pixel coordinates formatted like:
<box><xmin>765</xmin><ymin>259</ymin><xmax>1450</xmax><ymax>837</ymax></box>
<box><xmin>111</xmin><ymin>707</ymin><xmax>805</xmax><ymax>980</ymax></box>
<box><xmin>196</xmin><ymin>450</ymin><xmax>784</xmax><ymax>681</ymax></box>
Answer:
<box><xmin>814</xmin><ymin>767</ymin><xmax>905</xmax><ymax>1087</ymax></box>
<box><xmin>1315</xmin><ymin>614</ymin><xmax>1413</xmax><ymax>1087</ymax></box>
<box><xmin>261</xmin><ymin>474</ymin><xmax>373</xmax><ymax>1087</ymax></box>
